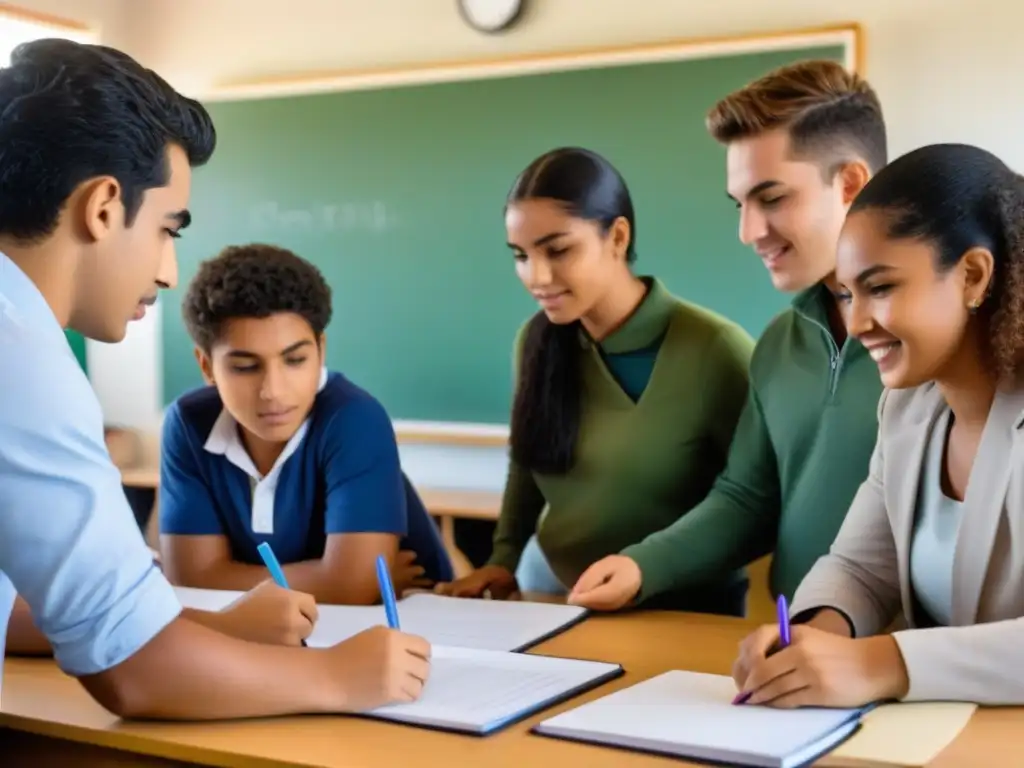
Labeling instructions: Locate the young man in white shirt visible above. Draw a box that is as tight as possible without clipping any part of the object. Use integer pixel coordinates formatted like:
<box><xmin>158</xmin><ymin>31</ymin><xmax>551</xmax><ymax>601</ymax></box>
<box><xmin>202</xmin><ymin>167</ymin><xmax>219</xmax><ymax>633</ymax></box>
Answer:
<box><xmin>0</xmin><ymin>39</ymin><xmax>430</xmax><ymax>718</ymax></box>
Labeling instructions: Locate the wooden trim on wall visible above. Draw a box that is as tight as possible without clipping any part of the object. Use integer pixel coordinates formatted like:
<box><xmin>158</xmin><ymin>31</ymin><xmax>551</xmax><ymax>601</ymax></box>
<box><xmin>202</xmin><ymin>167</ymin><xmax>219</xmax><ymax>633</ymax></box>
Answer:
<box><xmin>200</xmin><ymin>22</ymin><xmax>863</xmax><ymax>101</ymax></box>
<box><xmin>0</xmin><ymin>3</ymin><xmax>92</xmax><ymax>32</ymax></box>
<box><xmin>393</xmin><ymin>421</ymin><xmax>509</xmax><ymax>448</ymax></box>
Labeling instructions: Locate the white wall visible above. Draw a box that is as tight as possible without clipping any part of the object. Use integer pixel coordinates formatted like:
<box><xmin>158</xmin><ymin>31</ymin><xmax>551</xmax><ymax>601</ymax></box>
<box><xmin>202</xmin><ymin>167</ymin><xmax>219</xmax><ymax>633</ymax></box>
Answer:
<box><xmin>8</xmin><ymin>0</ymin><xmax>130</xmax><ymax>47</ymax></box>
<box><xmin>14</xmin><ymin>0</ymin><xmax>1024</xmax><ymax>490</ymax></box>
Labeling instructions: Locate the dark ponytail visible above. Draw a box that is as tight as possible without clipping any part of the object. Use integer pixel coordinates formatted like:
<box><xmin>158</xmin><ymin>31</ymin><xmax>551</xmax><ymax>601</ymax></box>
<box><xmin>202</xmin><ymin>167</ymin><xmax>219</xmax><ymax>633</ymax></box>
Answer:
<box><xmin>506</xmin><ymin>147</ymin><xmax>637</xmax><ymax>474</ymax></box>
<box><xmin>849</xmin><ymin>142</ymin><xmax>1024</xmax><ymax>382</ymax></box>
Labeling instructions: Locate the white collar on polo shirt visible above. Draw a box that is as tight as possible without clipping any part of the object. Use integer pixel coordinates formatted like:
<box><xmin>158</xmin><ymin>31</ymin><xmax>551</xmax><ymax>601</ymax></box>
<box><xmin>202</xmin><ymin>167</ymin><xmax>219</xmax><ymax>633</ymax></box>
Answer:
<box><xmin>203</xmin><ymin>367</ymin><xmax>328</xmax><ymax>534</ymax></box>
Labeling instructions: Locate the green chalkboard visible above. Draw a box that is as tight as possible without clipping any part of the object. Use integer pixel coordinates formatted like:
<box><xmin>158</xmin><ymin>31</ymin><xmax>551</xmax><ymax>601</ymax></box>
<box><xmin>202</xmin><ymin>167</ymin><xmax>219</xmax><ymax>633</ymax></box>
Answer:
<box><xmin>162</xmin><ymin>43</ymin><xmax>846</xmax><ymax>423</ymax></box>
<box><xmin>66</xmin><ymin>329</ymin><xmax>87</xmax><ymax>372</ymax></box>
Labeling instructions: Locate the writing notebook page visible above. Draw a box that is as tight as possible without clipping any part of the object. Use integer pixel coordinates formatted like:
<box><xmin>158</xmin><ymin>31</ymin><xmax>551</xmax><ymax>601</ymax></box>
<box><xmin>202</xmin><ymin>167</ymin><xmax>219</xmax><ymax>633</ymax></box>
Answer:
<box><xmin>308</xmin><ymin>594</ymin><xmax>587</xmax><ymax>651</ymax></box>
<box><xmin>367</xmin><ymin>645</ymin><xmax>620</xmax><ymax>731</ymax></box>
<box><xmin>305</xmin><ymin>604</ymin><xmax>382</xmax><ymax>648</ymax></box>
<box><xmin>537</xmin><ymin>671</ymin><xmax>863</xmax><ymax>764</ymax></box>
<box><xmin>393</xmin><ymin>594</ymin><xmax>587</xmax><ymax>651</ymax></box>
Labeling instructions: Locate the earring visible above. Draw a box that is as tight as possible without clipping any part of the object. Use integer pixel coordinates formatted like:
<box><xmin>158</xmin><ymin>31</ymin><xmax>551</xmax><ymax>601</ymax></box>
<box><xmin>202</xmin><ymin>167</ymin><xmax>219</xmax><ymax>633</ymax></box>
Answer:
<box><xmin>968</xmin><ymin>298</ymin><xmax>981</xmax><ymax>313</ymax></box>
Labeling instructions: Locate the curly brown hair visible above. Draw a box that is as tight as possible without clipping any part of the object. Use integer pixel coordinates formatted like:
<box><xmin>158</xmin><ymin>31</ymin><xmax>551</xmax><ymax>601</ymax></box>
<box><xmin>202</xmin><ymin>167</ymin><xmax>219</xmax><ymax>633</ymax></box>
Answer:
<box><xmin>849</xmin><ymin>143</ymin><xmax>1024</xmax><ymax>382</ymax></box>
<box><xmin>991</xmin><ymin>187</ymin><xmax>1024</xmax><ymax>380</ymax></box>
<box><xmin>182</xmin><ymin>243</ymin><xmax>332</xmax><ymax>353</ymax></box>
<box><xmin>706</xmin><ymin>59</ymin><xmax>887</xmax><ymax>177</ymax></box>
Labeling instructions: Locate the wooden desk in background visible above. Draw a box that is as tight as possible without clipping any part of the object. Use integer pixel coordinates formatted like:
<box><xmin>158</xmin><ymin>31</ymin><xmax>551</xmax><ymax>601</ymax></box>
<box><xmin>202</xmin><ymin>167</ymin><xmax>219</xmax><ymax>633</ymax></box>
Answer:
<box><xmin>120</xmin><ymin>464</ymin><xmax>501</xmax><ymax>577</ymax></box>
<box><xmin>1</xmin><ymin>610</ymin><xmax>1016</xmax><ymax>767</ymax></box>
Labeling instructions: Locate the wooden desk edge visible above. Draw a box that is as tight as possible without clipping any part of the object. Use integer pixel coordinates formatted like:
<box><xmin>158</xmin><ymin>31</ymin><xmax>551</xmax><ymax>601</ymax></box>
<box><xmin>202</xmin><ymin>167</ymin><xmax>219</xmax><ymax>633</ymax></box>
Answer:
<box><xmin>121</xmin><ymin>466</ymin><xmax>502</xmax><ymax>521</ymax></box>
<box><xmin>0</xmin><ymin>711</ymin><xmax>247</xmax><ymax>768</ymax></box>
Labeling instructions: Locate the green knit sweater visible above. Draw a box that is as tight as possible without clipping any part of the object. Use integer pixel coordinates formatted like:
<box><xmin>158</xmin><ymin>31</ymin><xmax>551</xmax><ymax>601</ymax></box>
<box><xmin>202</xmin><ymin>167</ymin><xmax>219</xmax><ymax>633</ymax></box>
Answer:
<box><xmin>622</xmin><ymin>282</ymin><xmax>884</xmax><ymax>602</ymax></box>
<box><xmin>488</xmin><ymin>278</ymin><xmax>755</xmax><ymax>591</ymax></box>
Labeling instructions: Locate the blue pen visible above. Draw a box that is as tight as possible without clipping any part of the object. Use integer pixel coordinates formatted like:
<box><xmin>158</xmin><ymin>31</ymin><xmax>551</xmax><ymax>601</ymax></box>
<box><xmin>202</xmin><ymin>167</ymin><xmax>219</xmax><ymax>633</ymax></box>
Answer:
<box><xmin>376</xmin><ymin>554</ymin><xmax>401</xmax><ymax>630</ymax></box>
<box><xmin>733</xmin><ymin>594</ymin><xmax>791</xmax><ymax>705</ymax></box>
<box><xmin>256</xmin><ymin>542</ymin><xmax>308</xmax><ymax>647</ymax></box>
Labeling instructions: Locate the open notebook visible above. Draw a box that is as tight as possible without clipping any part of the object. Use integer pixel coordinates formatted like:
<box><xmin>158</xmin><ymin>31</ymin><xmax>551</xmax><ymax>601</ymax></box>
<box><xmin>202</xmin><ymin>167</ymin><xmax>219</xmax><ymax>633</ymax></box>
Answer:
<box><xmin>364</xmin><ymin>645</ymin><xmax>622</xmax><ymax>735</ymax></box>
<box><xmin>173</xmin><ymin>586</ymin><xmax>615</xmax><ymax>735</ymax></box>
<box><xmin>173</xmin><ymin>587</ymin><xmax>589</xmax><ymax>652</ymax></box>
<box><xmin>533</xmin><ymin>670</ymin><xmax>867</xmax><ymax>768</ymax></box>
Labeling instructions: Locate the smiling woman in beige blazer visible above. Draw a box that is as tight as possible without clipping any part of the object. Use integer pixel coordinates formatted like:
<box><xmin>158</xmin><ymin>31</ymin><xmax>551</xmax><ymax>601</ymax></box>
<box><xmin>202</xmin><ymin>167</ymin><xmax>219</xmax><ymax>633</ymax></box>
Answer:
<box><xmin>732</xmin><ymin>142</ymin><xmax>1024</xmax><ymax>709</ymax></box>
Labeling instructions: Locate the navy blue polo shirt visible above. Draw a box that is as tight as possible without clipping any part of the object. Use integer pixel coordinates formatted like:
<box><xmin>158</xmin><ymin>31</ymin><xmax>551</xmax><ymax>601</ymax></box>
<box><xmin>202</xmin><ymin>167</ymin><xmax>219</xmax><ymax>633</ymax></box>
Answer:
<box><xmin>158</xmin><ymin>369</ymin><xmax>453</xmax><ymax>583</ymax></box>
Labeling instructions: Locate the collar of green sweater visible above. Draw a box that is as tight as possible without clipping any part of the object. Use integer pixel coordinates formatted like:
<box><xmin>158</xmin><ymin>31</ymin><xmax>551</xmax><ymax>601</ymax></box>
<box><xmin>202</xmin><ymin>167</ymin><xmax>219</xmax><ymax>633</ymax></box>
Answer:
<box><xmin>790</xmin><ymin>280</ymin><xmax>836</xmax><ymax>329</ymax></box>
<box><xmin>579</xmin><ymin>276</ymin><xmax>676</xmax><ymax>354</ymax></box>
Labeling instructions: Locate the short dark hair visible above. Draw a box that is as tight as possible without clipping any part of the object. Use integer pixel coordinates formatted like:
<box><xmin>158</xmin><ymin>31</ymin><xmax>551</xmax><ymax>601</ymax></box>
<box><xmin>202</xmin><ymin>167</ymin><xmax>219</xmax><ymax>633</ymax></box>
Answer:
<box><xmin>506</xmin><ymin>146</ymin><xmax>636</xmax><ymax>474</ymax></box>
<box><xmin>849</xmin><ymin>143</ymin><xmax>1024</xmax><ymax>382</ymax></box>
<box><xmin>706</xmin><ymin>59</ymin><xmax>887</xmax><ymax>176</ymax></box>
<box><xmin>182</xmin><ymin>244</ymin><xmax>333</xmax><ymax>353</ymax></box>
<box><xmin>0</xmin><ymin>38</ymin><xmax>216</xmax><ymax>242</ymax></box>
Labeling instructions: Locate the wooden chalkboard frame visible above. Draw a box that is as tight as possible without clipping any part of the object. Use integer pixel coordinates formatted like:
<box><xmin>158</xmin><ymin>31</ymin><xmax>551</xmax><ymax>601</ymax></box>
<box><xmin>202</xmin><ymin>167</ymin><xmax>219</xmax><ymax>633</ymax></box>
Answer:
<box><xmin>198</xmin><ymin>23</ymin><xmax>863</xmax><ymax>103</ymax></box>
<box><xmin>162</xmin><ymin>23</ymin><xmax>863</xmax><ymax>448</ymax></box>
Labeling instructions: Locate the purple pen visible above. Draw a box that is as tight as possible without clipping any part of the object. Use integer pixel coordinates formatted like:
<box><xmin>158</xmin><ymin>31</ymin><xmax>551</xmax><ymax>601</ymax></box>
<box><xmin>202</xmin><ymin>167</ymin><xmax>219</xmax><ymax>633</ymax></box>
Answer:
<box><xmin>733</xmin><ymin>595</ymin><xmax>794</xmax><ymax>706</ymax></box>
<box><xmin>777</xmin><ymin>594</ymin><xmax>791</xmax><ymax>648</ymax></box>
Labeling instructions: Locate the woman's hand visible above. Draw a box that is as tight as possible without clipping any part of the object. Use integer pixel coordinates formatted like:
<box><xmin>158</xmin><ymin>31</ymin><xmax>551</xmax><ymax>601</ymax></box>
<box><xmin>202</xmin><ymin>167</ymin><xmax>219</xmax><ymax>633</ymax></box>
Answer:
<box><xmin>733</xmin><ymin>623</ymin><xmax>910</xmax><ymax>709</ymax></box>
<box><xmin>567</xmin><ymin>555</ymin><xmax>642</xmax><ymax>610</ymax></box>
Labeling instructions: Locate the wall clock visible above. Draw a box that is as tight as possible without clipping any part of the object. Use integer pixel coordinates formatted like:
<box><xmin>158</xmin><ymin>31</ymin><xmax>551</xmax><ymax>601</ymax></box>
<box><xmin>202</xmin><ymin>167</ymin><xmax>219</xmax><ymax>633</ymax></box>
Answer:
<box><xmin>457</xmin><ymin>0</ymin><xmax>525</xmax><ymax>34</ymax></box>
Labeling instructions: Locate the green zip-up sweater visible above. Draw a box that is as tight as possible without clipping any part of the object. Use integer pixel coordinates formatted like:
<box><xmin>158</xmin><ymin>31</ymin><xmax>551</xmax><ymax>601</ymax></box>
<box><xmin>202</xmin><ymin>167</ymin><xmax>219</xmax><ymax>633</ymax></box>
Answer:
<box><xmin>622</xmin><ymin>283</ymin><xmax>884</xmax><ymax>602</ymax></box>
<box><xmin>488</xmin><ymin>278</ymin><xmax>755</xmax><ymax>596</ymax></box>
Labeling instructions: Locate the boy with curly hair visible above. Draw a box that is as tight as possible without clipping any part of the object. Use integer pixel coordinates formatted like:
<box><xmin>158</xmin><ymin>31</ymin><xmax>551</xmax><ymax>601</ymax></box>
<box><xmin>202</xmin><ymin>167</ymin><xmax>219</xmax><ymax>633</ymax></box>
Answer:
<box><xmin>159</xmin><ymin>244</ymin><xmax>453</xmax><ymax>603</ymax></box>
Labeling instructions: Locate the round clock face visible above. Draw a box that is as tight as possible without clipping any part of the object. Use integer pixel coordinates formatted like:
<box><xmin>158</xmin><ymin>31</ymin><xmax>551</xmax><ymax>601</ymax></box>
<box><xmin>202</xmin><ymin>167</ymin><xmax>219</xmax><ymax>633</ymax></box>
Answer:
<box><xmin>458</xmin><ymin>0</ymin><xmax>523</xmax><ymax>33</ymax></box>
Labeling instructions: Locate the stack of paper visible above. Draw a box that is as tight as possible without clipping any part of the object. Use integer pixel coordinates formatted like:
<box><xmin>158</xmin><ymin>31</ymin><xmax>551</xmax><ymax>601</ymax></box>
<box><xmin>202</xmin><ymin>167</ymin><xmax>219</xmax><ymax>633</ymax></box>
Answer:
<box><xmin>174</xmin><ymin>587</ymin><xmax>589</xmax><ymax>652</ymax></box>
<box><xmin>534</xmin><ymin>670</ymin><xmax>867</xmax><ymax>768</ymax></box>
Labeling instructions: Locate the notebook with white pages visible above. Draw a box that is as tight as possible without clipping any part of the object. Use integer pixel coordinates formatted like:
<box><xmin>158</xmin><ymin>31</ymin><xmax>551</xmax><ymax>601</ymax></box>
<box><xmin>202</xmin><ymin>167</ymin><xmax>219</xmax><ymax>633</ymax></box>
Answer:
<box><xmin>362</xmin><ymin>645</ymin><xmax>622</xmax><ymax>735</ymax></box>
<box><xmin>173</xmin><ymin>586</ymin><xmax>617</xmax><ymax>735</ymax></box>
<box><xmin>533</xmin><ymin>670</ymin><xmax>868</xmax><ymax>768</ymax></box>
<box><xmin>173</xmin><ymin>587</ymin><xmax>590</xmax><ymax>652</ymax></box>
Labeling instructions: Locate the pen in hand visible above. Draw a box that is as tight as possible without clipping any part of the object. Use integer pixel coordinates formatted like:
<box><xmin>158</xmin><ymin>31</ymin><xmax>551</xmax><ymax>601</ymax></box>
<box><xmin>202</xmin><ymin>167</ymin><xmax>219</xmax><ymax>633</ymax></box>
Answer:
<box><xmin>733</xmin><ymin>594</ymin><xmax>791</xmax><ymax>705</ymax></box>
<box><xmin>376</xmin><ymin>554</ymin><xmax>401</xmax><ymax>630</ymax></box>
<box><xmin>256</xmin><ymin>541</ymin><xmax>309</xmax><ymax>647</ymax></box>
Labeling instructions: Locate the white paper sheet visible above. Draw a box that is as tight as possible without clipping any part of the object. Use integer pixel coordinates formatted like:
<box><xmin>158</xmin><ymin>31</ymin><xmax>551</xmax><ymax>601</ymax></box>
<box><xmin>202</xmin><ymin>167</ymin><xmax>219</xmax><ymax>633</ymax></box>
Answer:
<box><xmin>367</xmin><ymin>645</ymin><xmax>621</xmax><ymax>733</ymax></box>
<box><xmin>535</xmin><ymin>670</ymin><xmax>865</xmax><ymax>768</ymax></box>
<box><xmin>173</xmin><ymin>588</ymin><xmax>587</xmax><ymax>652</ymax></box>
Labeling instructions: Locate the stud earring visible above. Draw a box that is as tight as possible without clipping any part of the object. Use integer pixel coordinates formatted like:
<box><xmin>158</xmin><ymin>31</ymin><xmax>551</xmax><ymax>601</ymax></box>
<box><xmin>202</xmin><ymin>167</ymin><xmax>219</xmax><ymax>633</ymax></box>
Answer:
<box><xmin>969</xmin><ymin>299</ymin><xmax>981</xmax><ymax>313</ymax></box>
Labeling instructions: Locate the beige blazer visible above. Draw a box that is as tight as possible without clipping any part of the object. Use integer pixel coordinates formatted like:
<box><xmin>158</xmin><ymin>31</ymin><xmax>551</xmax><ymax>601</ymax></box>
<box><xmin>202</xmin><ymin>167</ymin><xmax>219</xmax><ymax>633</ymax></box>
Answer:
<box><xmin>790</xmin><ymin>382</ymin><xmax>1024</xmax><ymax>705</ymax></box>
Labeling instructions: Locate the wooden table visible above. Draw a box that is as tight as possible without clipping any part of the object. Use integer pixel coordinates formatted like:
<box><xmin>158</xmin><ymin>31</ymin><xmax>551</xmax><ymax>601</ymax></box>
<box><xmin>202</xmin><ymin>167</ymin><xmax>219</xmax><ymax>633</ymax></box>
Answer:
<box><xmin>1</xmin><ymin>610</ymin><xmax>1016</xmax><ymax>767</ymax></box>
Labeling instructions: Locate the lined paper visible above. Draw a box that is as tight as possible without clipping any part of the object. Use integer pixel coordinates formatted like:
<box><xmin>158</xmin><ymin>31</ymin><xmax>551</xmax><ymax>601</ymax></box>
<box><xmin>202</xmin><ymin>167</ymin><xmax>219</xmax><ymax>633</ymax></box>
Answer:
<box><xmin>366</xmin><ymin>645</ymin><xmax>621</xmax><ymax>733</ymax></box>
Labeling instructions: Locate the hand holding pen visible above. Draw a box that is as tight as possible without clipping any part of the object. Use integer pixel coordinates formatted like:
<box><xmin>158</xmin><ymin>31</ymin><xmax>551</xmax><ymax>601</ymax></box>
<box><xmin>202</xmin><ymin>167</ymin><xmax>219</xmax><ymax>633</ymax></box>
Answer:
<box><xmin>730</xmin><ymin>594</ymin><xmax>907</xmax><ymax>709</ymax></box>
<box><xmin>732</xmin><ymin>595</ymin><xmax>790</xmax><ymax>705</ymax></box>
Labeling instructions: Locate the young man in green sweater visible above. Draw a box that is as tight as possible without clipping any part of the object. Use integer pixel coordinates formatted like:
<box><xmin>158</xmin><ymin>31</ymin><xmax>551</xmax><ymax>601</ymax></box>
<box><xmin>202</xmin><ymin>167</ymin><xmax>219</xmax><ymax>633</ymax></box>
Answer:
<box><xmin>569</xmin><ymin>59</ymin><xmax>889</xmax><ymax>612</ymax></box>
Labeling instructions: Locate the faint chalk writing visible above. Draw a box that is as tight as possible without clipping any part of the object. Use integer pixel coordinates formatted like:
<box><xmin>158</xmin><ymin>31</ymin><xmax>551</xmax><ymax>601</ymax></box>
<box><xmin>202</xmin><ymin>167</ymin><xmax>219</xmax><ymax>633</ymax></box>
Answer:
<box><xmin>248</xmin><ymin>201</ymin><xmax>396</xmax><ymax>233</ymax></box>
